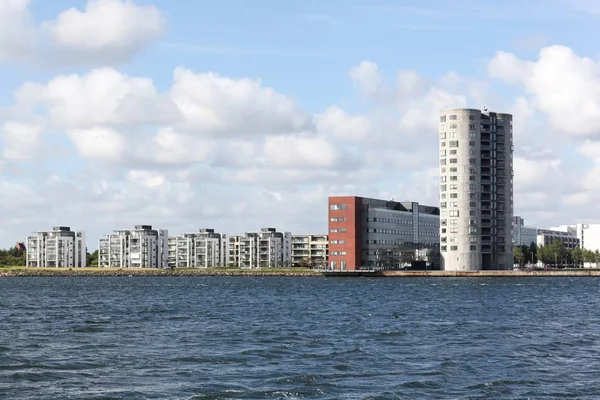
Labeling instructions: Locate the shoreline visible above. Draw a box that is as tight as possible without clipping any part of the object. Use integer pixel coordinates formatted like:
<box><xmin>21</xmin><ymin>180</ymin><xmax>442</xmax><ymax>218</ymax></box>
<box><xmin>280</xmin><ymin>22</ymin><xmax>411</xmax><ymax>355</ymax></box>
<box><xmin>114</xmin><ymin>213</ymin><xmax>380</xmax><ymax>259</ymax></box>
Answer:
<box><xmin>2</xmin><ymin>267</ymin><xmax>600</xmax><ymax>277</ymax></box>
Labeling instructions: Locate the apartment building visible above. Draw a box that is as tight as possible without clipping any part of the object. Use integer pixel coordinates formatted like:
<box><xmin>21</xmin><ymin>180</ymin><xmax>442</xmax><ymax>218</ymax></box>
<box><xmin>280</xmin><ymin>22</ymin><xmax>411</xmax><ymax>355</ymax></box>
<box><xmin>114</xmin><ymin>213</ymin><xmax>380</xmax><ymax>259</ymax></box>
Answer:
<box><xmin>98</xmin><ymin>225</ymin><xmax>168</xmax><ymax>268</ymax></box>
<box><xmin>168</xmin><ymin>229</ymin><xmax>228</xmax><ymax>268</ymax></box>
<box><xmin>439</xmin><ymin>108</ymin><xmax>514</xmax><ymax>271</ymax></box>
<box><xmin>536</xmin><ymin>229</ymin><xmax>579</xmax><ymax>249</ymax></box>
<box><xmin>228</xmin><ymin>228</ymin><xmax>292</xmax><ymax>268</ymax></box>
<box><xmin>26</xmin><ymin>226</ymin><xmax>86</xmax><ymax>267</ymax></box>
<box><xmin>328</xmin><ymin>196</ymin><xmax>440</xmax><ymax>271</ymax></box>
<box><xmin>291</xmin><ymin>234</ymin><xmax>328</xmax><ymax>267</ymax></box>
<box><xmin>512</xmin><ymin>216</ymin><xmax>537</xmax><ymax>247</ymax></box>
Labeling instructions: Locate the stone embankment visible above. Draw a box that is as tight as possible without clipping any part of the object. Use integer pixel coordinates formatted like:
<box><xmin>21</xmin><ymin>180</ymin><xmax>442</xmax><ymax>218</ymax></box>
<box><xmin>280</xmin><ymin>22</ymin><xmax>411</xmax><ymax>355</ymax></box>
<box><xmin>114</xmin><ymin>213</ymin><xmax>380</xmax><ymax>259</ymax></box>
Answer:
<box><xmin>0</xmin><ymin>267</ymin><xmax>321</xmax><ymax>277</ymax></box>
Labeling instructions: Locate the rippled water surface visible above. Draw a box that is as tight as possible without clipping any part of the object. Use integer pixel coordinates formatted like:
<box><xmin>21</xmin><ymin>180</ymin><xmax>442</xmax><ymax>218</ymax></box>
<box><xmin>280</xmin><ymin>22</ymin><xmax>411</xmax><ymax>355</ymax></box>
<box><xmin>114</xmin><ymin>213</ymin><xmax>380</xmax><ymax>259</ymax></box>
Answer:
<box><xmin>2</xmin><ymin>277</ymin><xmax>600</xmax><ymax>399</ymax></box>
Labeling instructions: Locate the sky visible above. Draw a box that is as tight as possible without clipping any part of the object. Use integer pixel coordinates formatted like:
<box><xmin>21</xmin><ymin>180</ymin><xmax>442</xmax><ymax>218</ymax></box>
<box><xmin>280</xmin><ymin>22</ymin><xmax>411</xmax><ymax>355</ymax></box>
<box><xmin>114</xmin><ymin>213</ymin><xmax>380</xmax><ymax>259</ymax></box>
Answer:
<box><xmin>1</xmin><ymin>0</ymin><xmax>600</xmax><ymax>249</ymax></box>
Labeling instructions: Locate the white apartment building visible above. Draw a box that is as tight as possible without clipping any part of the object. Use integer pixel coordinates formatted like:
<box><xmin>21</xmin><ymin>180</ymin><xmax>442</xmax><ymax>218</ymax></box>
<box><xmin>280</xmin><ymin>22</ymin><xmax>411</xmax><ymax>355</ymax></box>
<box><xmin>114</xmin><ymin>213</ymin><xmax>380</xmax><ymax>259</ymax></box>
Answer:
<box><xmin>168</xmin><ymin>229</ymin><xmax>228</xmax><ymax>268</ymax></box>
<box><xmin>291</xmin><ymin>234</ymin><xmax>328</xmax><ymax>267</ymax></box>
<box><xmin>98</xmin><ymin>225</ymin><xmax>168</xmax><ymax>268</ymax></box>
<box><xmin>512</xmin><ymin>216</ymin><xmax>537</xmax><ymax>247</ymax></box>
<box><xmin>550</xmin><ymin>224</ymin><xmax>600</xmax><ymax>252</ymax></box>
<box><xmin>26</xmin><ymin>226</ymin><xmax>86</xmax><ymax>267</ymax></box>
<box><xmin>439</xmin><ymin>108</ymin><xmax>514</xmax><ymax>271</ymax></box>
<box><xmin>229</xmin><ymin>228</ymin><xmax>292</xmax><ymax>268</ymax></box>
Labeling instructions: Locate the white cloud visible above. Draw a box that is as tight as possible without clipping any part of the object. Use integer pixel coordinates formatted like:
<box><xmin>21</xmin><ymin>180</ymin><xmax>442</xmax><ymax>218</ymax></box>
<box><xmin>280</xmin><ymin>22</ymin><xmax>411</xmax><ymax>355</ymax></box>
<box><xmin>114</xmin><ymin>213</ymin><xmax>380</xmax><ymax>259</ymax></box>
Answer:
<box><xmin>66</xmin><ymin>127</ymin><xmax>126</xmax><ymax>160</ymax></box>
<box><xmin>315</xmin><ymin>106</ymin><xmax>370</xmax><ymax>141</ymax></box>
<box><xmin>0</xmin><ymin>0</ymin><xmax>165</xmax><ymax>67</ymax></box>
<box><xmin>126</xmin><ymin>170</ymin><xmax>165</xmax><ymax>188</ymax></box>
<box><xmin>263</xmin><ymin>134</ymin><xmax>344</xmax><ymax>168</ymax></box>
<box><xmin>489</xmin><ymin>45</ymin><xmax>600</xmax><ymax>138</ymax></box>
<box><xmin>0</xmin><ymin>0</ymin><xmax>34</xmax><ymax>62</ymax></box>
<box><xmin>349</xmin><ymin>61</ymin><xmax>384</xmax><ymax>96</ymax></box>
<box><xmin>1</xmin><ymin>122</ymin><xmax>43</xmax><ymax>161</ymax></box>
<box><xmin>43</xmin><ymin>0</ymin><xmax>164</xmax><ymax>64</ymax></box>
<box><xmin>170</xmin><ymin>68</ymin><xmax>309</xmax><ymax>136</ymax></box>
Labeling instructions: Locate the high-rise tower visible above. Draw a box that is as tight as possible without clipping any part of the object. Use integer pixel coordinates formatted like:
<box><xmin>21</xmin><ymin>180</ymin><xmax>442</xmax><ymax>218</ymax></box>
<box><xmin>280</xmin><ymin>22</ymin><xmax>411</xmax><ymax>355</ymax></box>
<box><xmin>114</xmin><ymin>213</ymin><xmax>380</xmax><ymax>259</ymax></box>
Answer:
<box><xmin>439</xmin><ymin>109</ymin><xmax>513</xmax><ymax>271</ymax></box>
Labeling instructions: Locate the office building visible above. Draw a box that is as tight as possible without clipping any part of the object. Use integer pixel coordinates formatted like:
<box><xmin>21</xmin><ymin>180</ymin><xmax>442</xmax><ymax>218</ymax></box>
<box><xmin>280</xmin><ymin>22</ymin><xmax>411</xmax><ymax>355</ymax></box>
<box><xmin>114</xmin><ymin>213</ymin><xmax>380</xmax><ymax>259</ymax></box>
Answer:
<box><xmin>536</xmin><ymin>229</ymin><xmax>579</xmax><ymax>249</ymax></box>
<box><xmin>512</xmin><ymin>216</ymin><xmax>537</xmax><ymax>247</ymax></box>
<box><xmin>167</xmin><ymin>229</ymin><xmax>228</xmax><ymax>268</ymax></box>
<box><xmin>291</xmin><ymin>234</ymin><xmax>328</xmax><ymax>267</ymax></box>
<box><xmin>26</xmin><ymin>226</ymin><xmax>86</xmax><ymax>267</ymax></box>
<box><xmin>328</xmin><ymin>196</ymin><xmax>440</xmax><ymax>271</ymax></box>
<box><xmin>228</xmin><ymin>228</ymin><xmax>292</xmax><ymax>268</ymax></box>
<box><xmin>439</xmin><ymin>108</ymin><xmax>514</xmax><ymax>271</ymax></box>
<box><xmin>98</xmin><ymin>225</ymin><xmax>168</xmax><ymax>268</ymax></box>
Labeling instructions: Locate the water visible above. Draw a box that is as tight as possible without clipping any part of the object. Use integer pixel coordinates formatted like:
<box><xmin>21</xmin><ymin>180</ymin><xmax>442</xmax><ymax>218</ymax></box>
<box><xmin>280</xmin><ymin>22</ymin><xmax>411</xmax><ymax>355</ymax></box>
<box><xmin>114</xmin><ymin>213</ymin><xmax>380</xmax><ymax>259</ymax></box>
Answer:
<box><xmin>1</xmin><ymin>277</ymin><xmax>600</xmax><ymax>399</ymax></box>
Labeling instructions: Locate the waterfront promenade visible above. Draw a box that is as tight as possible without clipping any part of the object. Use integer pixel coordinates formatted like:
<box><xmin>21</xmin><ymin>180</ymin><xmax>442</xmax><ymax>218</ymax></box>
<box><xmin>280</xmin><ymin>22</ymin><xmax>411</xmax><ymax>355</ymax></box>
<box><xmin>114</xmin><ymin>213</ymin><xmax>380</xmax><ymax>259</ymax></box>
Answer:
<box><xmin>3</xmin><ymin>267</ymin><xmax>600</xmax><ymax>277</ymax></box>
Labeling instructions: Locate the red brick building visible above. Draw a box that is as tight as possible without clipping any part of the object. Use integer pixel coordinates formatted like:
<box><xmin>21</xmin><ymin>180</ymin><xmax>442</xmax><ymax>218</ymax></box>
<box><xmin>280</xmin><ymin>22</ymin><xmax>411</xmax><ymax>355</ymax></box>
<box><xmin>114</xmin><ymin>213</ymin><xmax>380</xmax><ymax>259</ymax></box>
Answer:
<box><xmin>328</xmin><ymin>196</ymin><xmax>440</xmax><ymax>271</ymax></box>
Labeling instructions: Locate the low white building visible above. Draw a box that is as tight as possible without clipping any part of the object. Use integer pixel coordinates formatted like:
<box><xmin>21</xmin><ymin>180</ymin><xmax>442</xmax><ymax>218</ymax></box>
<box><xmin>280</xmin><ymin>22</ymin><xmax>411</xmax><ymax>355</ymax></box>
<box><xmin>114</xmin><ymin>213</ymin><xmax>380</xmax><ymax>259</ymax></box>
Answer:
<box><xmin>99</xmin><ymin>225</ymin><xmax>168</xmax><ymax>268</ymax></box>
<box><xmin>168</xmin><ymin>229</ymin><xmax>228</xmax><ymax>268</ymax></box>
<box><xmin>229</xmin><ymin>228</ymin><xmax>292</xmax><ymax>268</ymax></box>
<box><xmin>291</xmin><ymin>234</ymin><xmax>328</xmax><ymax>267</ymax></box>
<box><xmin>26</xmin><ymin>226</ymin><xmax>86</xmax><ymax>268</ymax></box>
<box><xmin>551</xmin><ymin>224</ymin><xmax>600</xmax><ymax>252</ymax></box>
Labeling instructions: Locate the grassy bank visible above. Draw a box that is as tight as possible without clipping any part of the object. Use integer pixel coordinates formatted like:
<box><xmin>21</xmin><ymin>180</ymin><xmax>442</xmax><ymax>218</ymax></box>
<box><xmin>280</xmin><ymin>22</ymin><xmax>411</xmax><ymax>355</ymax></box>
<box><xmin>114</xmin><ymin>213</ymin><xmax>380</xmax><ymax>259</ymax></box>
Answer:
<box><xmin>0</xmin><ymin>266</ymin><xmax>321</xmax><ymax>277</ymax></box>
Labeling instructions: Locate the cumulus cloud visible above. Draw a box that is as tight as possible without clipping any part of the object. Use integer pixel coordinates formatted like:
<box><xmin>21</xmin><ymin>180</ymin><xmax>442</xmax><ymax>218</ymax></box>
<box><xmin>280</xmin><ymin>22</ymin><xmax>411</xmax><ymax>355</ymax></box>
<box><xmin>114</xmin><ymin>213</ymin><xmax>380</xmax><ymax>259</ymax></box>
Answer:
<box><xmin>0</xmin><ymin>0</ymin><xmax>165</xmax><ymax>67</ymax></box>
<box><xmin>489</xmin><ymin>45</ymin><xmax>600</xmax><ymax>138</ymax></box>
<box><xmin>1</xmin><ymin>122</ymin><xmax>43</xmax><ymax>161</ymax></box>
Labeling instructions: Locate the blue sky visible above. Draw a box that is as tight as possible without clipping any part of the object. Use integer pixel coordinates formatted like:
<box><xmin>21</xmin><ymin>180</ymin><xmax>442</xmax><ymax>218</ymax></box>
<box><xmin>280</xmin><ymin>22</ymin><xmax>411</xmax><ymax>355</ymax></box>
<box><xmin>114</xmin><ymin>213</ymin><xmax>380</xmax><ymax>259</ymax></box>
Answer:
<box><xmin>1</xmin><ymin>0</ymin><xmax>600</xmax><ymax>249</ymax></box>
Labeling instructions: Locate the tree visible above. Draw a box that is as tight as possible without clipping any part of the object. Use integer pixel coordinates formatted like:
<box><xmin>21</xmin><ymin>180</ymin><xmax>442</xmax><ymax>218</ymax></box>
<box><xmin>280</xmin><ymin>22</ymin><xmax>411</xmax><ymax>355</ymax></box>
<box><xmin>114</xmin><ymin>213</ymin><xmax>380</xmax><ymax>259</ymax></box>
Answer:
<box><xmin>514</xmin><ymin>247</ymin><xmax>525</xmax><ymax>267</ymax></box>
<box><xmin>86</xmin><ymin>249</ymin><xmax>98</xmax><ymax>267</ymax></box>
<box><xmin>528</xmin><ymin>242</ymin><xmax>538</xmax><ymax>264</ymax></box>
<box><xmin>584</xmin><ymin>249</ymin><xmax>596</xmax><ymax>264</ymax></box>
<box><xmin>572</xmin><ymin>247</ymin><xmax>583</xmax><ymax>268</ymax></box>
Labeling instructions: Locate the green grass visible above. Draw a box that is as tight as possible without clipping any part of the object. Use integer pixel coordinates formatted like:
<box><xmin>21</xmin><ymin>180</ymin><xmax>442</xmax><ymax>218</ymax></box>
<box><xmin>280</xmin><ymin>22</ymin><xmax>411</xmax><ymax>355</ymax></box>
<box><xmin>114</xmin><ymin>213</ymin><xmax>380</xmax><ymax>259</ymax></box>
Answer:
<box><xmin>0</xmin><ymin>266</ymin><xmax>320</xmax><ymax>276</ymax></box>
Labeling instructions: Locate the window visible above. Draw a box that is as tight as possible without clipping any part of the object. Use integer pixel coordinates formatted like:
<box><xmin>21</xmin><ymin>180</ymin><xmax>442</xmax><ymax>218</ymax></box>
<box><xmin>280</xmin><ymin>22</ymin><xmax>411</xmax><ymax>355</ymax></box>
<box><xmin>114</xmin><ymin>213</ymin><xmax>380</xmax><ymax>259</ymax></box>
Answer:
<box><xmin>330</xmin><ymin>204</ymin><xmax>347</xmax><ymax>211</ymax></box>
<box><xmin>441</xmin><ymin>228</ymin><xmax>447</xmax><ymax>234</ymax></box>
<box><xmin>450</xmin><ymin>228</ymin><xmax>458</xmax><ymax>233</ymax></box>
<box><xmin>440</xmin><ymin>132</ymin><xmax>446</xmax><ymax>139</ymax></box>
<box><xmin>450</xmin><ymin>184</ymin><xmax>458</xmax><ymax>190</ymax></box>
<box><xmin>468</xmin><ymin>123</ymin><xmax>476</xmax><ymax>130</ymax></box>
<box><xmin>450</xmin><ymin>202</ymin><xmax>458</xmax><ymax>207</ymax></box>
<box><xmin>449</xmin><ymin>149</ymin><xmax>457</xmax><ymax>155</ymax></box>
<box><xmin>469</xmin><ymin>132</ymin><xmax>476</xmax><ymax>138</ymax></box>
<box><xmin>441</xmin><ymin>167</ymin><xmax>446</xmax><ymax>173</ymax></box>
<box><xmin>449</xmin><ymin>115</ymin><xmax>457</xmax><ymax>120</ymax></box>
<box><xmin>450</xmin><ymin>176</ymin><xmax>458</xmax><ymax>181</ymax></box>
<box><xmin>449</xmin><ymin>210</ymin><xmax>459</xmax><ymax>217</ymax></box>
<box><xmin>441</xmin><ymin>193</ymin><xmax>446</xmax><ymax>199</ymax></box>
<box><xmin>469</xmin><ymin>167</ymin><xmax>477</xmax><ymax>174</ymax></box>
<box><xmin>441</xmin><ymin>246</ymin><xmax>447</xmax><ymax>251</ymax></box>
<box><xmin>470</xmin><ymin>237</ymin><xmax>477</xmax><ymax>243</ymax></box>
<box><xmin>450</xmin><ymin>193</ymin><xmax>458</xmax><ymax>198</ymax></box>
<box><xmin>330</xmin><ymin>228</ymin><xmax>347</xmax><ymax>233</ymax></box>
<box><xmin>340</xmin><ymin>261</ymin><xmax>347</xmax><ymax>270</ymax></box>
<box><xmin>441</xmin><ymin>236</ymin><xmax>447</xmax><ymax>243</ymax></box>
<box><xmin>440</xmin><ymin>150</ymin><xmax>446</xmax><ymax>156</ymax></box>
<box><xmin>440</xmin><ymin>158</ymin><xmax>446</xmax><ymax>165</ymax></box>
<box><xmin>450</xmin><ymin>237</ymin><xmax>457</xmax><ymax>243</ymax></box>
<box><xmin>469</xmin><ymin>150</ymin><xmax>476</xmax><ymax>156</ymax></box>
<box><xmin>470</xmin><ymin>245</ymin><xmax>477</xmax><ymax>251</ymax></box>
<box><xmin>469</xmin><ymin>227</ymin><xmax>478</xmax><ymax>234</ymax></box>
<box><xmin>330</xmin><ymin>217</ymin><xmax>347</xmax><ymax>222</ymax></box>
<box><xmin>340</xmin><ymin>252</ymin><xmax>347</xmax><ymax>256</ymax></box>
<box><xmin>469</xmin><ymin>193</ymin><xmax>477</xmax><ymax>200</ymax></box>
<box><xmin>469</xmin><ymin>184</ymin><xmax>476</xmax><ymax>190</ymax></box>
<box><xmin>441</xmin><ymin>141</ymin><xmax>446</xmax><ymax>147</ymax></box>
<box><xmin>440</xmin><ymin>202</ymin><xmax>447</xmax><ymax>208</ymax></box>
<box><xmin>450</xmin><ymin>219</ymin><xmax>458</xmax><ymax>225</ymax></box>
<box><xmin>469</xmin><ymin>141</ymin><xmax>476</xmax><ymax>147</ymax></box>
<box><xmin>450</xmin><ymin>246</ymin><xmax>458</xmax><ymax>251</ymax></box>
<box><xmin>469</xmin><ymin>201</ymin><xmax>476</xmax><ymax>207</ymax></box>
<box><xmin>449</xmin><ymin>132</ymin><xmax>457</xmax><ymax>138</ymax></box>
<box><xmin>449</xmin><ymin>140</ymin><xmax>459</xmax><ymax>147</ymax></box>
<box><xmin>440</xmin><ymin>115</ymin><xmax>447</xmax><ymax>122</ymax></box>
<box><xmin>469</xmin><ymin>219</ymin><xmax>477</xmax><ymax>226</ymax></box>
<box><xmin>470</xmin><ymin>175</ymin><xmax>476</xmax><ymax>181</ymax></box>
<box><xmin>468</xmin><ymin>115</ymin><xmax>475</xmax><ymax>121</ymax></box>
<box><xmin>440</xmin><ymin>176</ymin><xmax>447</xmax><ymax>182</ymax></box>
<box><xmin>450</xmin><ymin>158</ymin><xmax>457</xmax><ymax>164</ymax></box>
<box><xmin>441</xmin><ymin>211</ymin><xmax>446</xmax><ymax>217</ymax></box>
<box><xmin>450</xmin><ymin>167</ymin><xmax>457</xmax><ymax>172</ymax></box>
<box><xmin>470</xmin><ymin>210</ymin><xmax>476</xmax><ymax>216</ymax></box>
<box><xmin>441</xmin><ymin>184</ymin><xmax>447</xmax><ymax>191</ymax></box>
<box><xmin>469</xmin><ymin>158</ymin><xmax>477</xmax><ymax>165</ymax></box>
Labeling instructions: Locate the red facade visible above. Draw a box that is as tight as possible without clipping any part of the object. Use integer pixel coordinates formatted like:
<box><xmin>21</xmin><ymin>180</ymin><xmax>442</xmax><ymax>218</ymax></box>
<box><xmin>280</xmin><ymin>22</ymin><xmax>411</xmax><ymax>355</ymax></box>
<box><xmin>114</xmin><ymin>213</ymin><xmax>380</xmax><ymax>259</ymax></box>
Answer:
<box><xmin>328</xmin><ymin>196</ymin><xmax>362</xmax><ymax>270</ymax></box>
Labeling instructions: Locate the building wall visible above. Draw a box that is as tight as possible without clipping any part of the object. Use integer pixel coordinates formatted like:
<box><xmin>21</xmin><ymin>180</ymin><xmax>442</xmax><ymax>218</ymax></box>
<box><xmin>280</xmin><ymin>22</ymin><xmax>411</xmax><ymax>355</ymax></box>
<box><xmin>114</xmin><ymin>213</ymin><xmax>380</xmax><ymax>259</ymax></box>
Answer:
<box><xmin>439</xmin><ymin>109</ymin><xmax>513</xmax><ymax>271</ymax></box>
<box><xmin>167</xmin><ymin>230</ymin><xmax>228</xmax><ymax>268</ymax></box>
<box><xmin>536</xmin><ymin>229</ymin><xmax>579</xmax><ymax>249</ymax></box>
<box><xmin>26</xmin><ymin>227</ymin><xmax>86</xmax><ymax>268</ymax></box>
<box><xmin>513</xmin><ymin>216</ymin><xmax>537</xmax><ymax>247</ymax></box>
<box><xmin>98</xmin><ymin>225</ymin><xmax>168</xmax><ymax>268</ymax></box>
<box><xmin>228</xmin><ymin>228</ymin><xmax>291</xmax><ymax>268</ymax></box>
<box><xmin>328</xmin><ymin>196</ymin><xmax>362</xmax><ymax>270</ymax></box>
<box><xmin>551</xmin><ymin>224</ymin><xmax>600</xmax><ymax>253</ymax></box>
<box><xmin>291</xmin><ymin>234</ymin><xmax>328</xmax><ymax>267</ymax></box>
